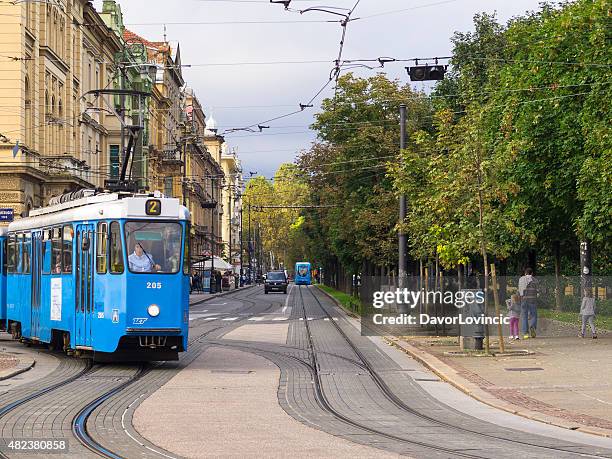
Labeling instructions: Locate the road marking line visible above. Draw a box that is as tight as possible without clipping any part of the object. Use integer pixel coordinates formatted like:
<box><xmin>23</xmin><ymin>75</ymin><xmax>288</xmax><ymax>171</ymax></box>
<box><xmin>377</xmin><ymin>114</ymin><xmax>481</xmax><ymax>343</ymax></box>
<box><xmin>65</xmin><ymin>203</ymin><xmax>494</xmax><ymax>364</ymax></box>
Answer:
<box><xmin>122</xmin><ymin>395</ymin><xmax>179</xmax><ymax>459</ymax></box>
<box><xmin>307</xmin><ymin>317</ymin><xmax>313</xmax><ymax>321</ymax></box>
<box><xmin>206</xmin><ymin>302</ymin><xmax>227</xmax><ymax>306</ymax></box>
<box><xmin>299</xmin><ymin>318</ymin><xmax>304</xmax><ymax>321</ymax></box>
<box><xmin>272</xmin><ymin>317</ymin><xmax>288</xmax><ymax>321</ymax></box>
<box><xmin>204</xmin><ymin>317</ymin><xmax>217</xmax><ymax>321</ymax></box>
<box><xmin>324</xmin><ymin>318</ymin><xmax>329</xmax><ymax>321</ymax></box>
<box><xmin>248</xmin><ymin>317</ymin><xmax>264</xmax><ymax>321</ymax></box>
<box><xmin>333</xmin><ymin>318</ymin><xmax>338</xmax><ymax>321</ymax></box>
<box><xmin>577</xmin><ymin>391</ymin><xmax>612</xmax><ymax>405</ymax></box>
<box><xmin>222</xmin><ymin>317</ymin><xmax>239</xmax><ymax>321</ymax></box>
<box><xmin>282</xmin><ymin>284</ymin><xmax>294</xmax><ymax>314</ymax></box>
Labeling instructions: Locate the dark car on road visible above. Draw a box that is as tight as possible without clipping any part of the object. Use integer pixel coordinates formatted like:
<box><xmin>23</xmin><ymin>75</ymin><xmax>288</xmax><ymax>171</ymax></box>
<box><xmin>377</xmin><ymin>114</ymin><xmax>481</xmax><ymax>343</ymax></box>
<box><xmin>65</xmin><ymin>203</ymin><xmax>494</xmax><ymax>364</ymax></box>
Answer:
<box><xmin>264</xmin><ymin>271</ymin><xmax>288</xmax><ymax>294</ymax></box>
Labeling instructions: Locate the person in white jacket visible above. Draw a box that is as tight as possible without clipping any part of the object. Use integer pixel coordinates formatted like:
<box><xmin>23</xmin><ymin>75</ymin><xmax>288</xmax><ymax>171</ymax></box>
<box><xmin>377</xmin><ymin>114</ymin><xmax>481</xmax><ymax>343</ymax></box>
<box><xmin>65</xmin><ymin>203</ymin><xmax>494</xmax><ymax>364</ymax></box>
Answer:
<box><xmin>580</xmin><ymin>288</ymin><xmax>597</xmax><ymax>339</ymax></box>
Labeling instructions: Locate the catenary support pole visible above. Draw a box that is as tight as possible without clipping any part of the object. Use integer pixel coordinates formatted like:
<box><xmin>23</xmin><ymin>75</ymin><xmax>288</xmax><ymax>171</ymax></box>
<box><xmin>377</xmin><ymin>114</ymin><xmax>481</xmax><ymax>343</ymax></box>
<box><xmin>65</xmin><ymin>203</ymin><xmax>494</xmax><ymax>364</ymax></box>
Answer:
<box><xmin>398</xmin><ymin>104</ymin><xmax>408</xmax><ymax>302</ymax></box>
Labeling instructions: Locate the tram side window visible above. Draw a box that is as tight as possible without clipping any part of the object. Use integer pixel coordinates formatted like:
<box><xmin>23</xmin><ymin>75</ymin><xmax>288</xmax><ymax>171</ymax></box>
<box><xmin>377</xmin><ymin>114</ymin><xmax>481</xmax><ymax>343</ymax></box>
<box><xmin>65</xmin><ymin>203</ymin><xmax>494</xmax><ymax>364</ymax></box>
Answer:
<box><xmin>183</xmin><ymin>224</ymin><xmax>190</xmax><ymax>275</ymax></box>
<box><xmin>109</xmin><ymin>221</ymin><xmax>124</xmax><ymax>274</ymax></box>
<box><xmin>52</xmin><ymin>227</ymin><xmax>62</xmax><ymax>274</ymax></box>
<box><xmin>42</xmin><ymin>230</ymin><xmax>51</xmax><ymax>274</ymax></box>
<box><xmin>22</xmin><ymin>234</ymin><xmax>31</xmax><ymax>274</ymax></box>
<box><xmin>7</xmin><ymin>236</ymin><xmax>15</xmax><ymax>273</ymax></box>
<box><xmin>1</xmin><ymin>239</ymin><xmax>6</xmax><ymax>275</ymax></box>
<box><xmin>96</xmin><ymin>222</ymin><xmax>108</xmax><ymax>274</ymax></box>
<box><xmin>15</xmin><ymin>235</ymin><xmax>22</xmax><ymax>274</ymax></box>
<box><xmin>62</xmin><ymin>225</ymin><xmax>73</xmax><ymax>273</ymax></box>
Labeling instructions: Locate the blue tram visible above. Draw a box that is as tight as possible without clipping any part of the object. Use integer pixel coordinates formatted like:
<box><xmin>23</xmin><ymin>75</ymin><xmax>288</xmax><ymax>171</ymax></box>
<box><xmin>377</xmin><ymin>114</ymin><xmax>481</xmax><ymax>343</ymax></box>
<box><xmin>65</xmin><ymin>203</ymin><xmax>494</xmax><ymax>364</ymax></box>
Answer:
<box><xmin>6</xmin><ymin>190</ymin><xmax>190</xmax><ymax>361</ymax></box>
<box><xmin>0</xmin><ymin>227</ymin><xmax>7</xmax><ymax>330</ymax></box>
<box><xmin>294</xmin><ymin>262</ymin><xmax>312</xmax><ymax>285</ymax></box>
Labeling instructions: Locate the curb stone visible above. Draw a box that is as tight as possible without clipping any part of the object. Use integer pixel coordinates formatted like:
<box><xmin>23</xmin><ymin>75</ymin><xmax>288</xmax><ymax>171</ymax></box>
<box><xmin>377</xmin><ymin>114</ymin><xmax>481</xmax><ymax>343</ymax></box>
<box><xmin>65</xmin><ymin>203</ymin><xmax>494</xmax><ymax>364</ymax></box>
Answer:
<box><xmin>0</xmin><ymin>356</ymin><xmax>35</xmax><ymax>381</ymax></box>
<box><xmin>385</xmin><ymin>336</ymin><xmax>612</xmax><ymax>439</ymax></box>
<box><xmin>190</xmin><ymin>285</ymin><xmax>255</xmax><ymax>306</ymax></box>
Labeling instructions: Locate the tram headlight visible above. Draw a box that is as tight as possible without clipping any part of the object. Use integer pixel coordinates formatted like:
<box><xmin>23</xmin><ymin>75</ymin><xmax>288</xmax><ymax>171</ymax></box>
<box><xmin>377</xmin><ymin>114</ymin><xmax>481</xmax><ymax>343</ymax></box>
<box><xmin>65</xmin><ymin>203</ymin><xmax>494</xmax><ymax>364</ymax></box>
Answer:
<box><xmin>148</xmin><ymin>304</ymin><xmax>160</xmax><ymax>317</ymax></box>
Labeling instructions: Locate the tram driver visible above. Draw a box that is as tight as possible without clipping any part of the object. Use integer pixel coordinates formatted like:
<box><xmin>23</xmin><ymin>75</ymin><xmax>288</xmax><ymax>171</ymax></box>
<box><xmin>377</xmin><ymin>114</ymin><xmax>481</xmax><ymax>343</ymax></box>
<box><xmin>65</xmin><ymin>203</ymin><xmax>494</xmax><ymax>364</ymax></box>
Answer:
<box><xmin>128</xmin><ymin>242</ymin><xmax>162</xmax><ymax>273</ymax></box>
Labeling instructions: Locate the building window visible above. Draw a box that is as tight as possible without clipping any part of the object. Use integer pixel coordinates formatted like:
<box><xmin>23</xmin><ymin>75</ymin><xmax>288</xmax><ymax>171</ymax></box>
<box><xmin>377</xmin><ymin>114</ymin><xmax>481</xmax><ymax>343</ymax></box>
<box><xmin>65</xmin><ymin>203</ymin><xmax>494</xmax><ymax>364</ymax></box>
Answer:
<box><xmin>110</xmin><ymin>145</ymin><xmax>119</xmax><ymax>178</ymax></box>
<box><xmin>164</xmin><ymin>177</ymin><xmax>173</xmax><ymax>197</ymax></box>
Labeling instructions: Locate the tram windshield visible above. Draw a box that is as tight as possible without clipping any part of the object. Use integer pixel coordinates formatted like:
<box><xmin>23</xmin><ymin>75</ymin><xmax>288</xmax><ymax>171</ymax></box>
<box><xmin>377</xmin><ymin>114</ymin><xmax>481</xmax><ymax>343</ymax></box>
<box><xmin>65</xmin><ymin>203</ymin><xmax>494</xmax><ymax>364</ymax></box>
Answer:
<box><xmin>125</xmin><ymin>222</ymin><xmax>183</xmax><ymax>274</ymax></box>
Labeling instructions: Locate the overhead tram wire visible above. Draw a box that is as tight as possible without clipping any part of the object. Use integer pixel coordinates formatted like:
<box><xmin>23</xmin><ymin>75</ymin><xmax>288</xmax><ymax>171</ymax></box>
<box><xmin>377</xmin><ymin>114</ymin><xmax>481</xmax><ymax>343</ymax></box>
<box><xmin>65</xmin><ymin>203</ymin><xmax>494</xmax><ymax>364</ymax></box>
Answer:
<box><xmin>223</xmin><ymin>87</ymin><xmax>609</xmax><ymax>137</ymax></box>
<box><xmin>221</xmin><ymin>0</ymin><xmax>363</xmax><ymax>136</ymax></box>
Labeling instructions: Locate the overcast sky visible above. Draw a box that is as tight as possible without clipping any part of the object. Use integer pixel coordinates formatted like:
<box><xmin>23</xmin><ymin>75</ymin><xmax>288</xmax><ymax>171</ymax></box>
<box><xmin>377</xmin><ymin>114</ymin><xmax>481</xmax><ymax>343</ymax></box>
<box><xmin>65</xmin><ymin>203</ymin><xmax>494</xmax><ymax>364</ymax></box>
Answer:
<box><xmin>94</xmin><ymin>0</ymin><xmax>544</xmax><ymax>178</ymax></box>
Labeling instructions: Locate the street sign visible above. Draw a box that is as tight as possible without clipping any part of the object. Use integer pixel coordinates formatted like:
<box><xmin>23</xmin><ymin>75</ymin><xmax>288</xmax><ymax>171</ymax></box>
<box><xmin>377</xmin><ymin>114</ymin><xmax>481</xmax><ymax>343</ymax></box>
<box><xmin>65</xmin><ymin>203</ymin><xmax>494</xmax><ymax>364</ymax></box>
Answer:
<box><xmin>0</xmin><ymin>209</ymin><xmax>14</xmax><ymax>222</ymax></box>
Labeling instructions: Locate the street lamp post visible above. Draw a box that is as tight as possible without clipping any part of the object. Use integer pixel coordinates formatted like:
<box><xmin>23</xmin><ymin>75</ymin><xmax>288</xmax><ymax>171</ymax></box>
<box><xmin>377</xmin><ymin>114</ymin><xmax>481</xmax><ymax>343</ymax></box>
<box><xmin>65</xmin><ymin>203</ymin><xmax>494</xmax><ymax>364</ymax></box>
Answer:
<box><xmin>399</xmin><ymin>104</ymin><xmax>408</xmax><ymax>286</ymax></box>
<box><xmin>210</xmin><ymin>176</ymin><xmax>215</xmax><ymax>292</ymax></box>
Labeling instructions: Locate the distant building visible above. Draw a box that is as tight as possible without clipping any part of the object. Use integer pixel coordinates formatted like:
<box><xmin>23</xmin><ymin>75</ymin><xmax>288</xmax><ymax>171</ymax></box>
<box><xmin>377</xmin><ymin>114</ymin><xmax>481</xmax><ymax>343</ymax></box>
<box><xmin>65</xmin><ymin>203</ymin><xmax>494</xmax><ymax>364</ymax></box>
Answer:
<box><xmin>183</xmin><ymin>88</ymin><xmax>224</xmax><ymax>262</ymax></box>
<box><xmin>221</xmin><ymin>146</ymin><xmax>243</xmax><ymax>272</ymax></box>
<box><xmin>203</xmin><ymin>116</ymin><xmax>226</xmax><ymax>259</ymax></box>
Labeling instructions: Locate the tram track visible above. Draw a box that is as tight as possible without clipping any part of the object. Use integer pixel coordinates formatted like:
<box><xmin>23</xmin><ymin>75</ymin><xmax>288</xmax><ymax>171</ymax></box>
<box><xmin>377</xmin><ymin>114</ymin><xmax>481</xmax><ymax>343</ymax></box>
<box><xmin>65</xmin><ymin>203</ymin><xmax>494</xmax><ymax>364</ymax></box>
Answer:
<box><xmin>77</xmin><ymin>286</ymin><xmax>280</xmax><ymax>459</ymax></box>
<box><xmin>0</xmin><ymin>287</ymin><xmax>262</xmax><ymax>459</ymax></box>
<box><xmin>72</xmin><ymin>365</ymin><xmax>150</xmax><ymax>459</ymax></box>
<box><xmin>301</xmin><ymin>285</ymin><xmax>612</xmax><ymax>458</ymax></box>
<box><xmin>296</xmin><ymin>286</ymin><xmax>489</xmax><ymax>459</ymax></box>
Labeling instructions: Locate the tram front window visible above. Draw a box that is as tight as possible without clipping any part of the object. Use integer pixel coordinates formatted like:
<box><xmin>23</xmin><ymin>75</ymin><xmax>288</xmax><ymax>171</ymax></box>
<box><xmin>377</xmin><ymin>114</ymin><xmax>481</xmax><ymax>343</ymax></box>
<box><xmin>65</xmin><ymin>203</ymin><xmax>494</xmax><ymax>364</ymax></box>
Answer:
<box><xmin>125</xmin><ymin>222</ymin><xmax>182</xmax><ymax>274</ymax></box>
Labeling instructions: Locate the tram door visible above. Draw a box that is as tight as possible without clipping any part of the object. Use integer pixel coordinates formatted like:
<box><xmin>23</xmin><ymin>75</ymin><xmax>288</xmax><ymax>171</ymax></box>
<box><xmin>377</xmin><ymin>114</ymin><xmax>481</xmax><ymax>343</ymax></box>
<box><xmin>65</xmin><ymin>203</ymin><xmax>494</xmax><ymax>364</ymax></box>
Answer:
<box><xmin>75</xmin><ymin>224</ymin><xmax>94</xmax><ymax>347</ymax></box>
<box><xmin>30</xmin><ymin>232</ymin><xmax>42</xmax><ymax>338</ymax></box>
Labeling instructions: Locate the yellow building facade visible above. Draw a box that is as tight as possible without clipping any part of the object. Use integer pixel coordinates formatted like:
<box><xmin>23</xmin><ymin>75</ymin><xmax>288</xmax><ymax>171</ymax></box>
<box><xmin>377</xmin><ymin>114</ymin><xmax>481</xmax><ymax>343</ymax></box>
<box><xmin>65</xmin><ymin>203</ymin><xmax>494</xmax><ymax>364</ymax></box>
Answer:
<box><xmin>220</xmin><ymin>146</ymin><xmax>242</xmax><ymax>271</ymax></box>
<box><xmin>0</xmin><ymin>0</ymin><xmax>120</xmax><ymax>219</ymax></box>
<box><xmin>203</xmin><ymin>119</ymin><xmax>226</xmax><ymax>259</ymax></box>
<box><xmin>183</xmin><ymin>89</ymin><xmax>224</xmax><ymax>261</ymax></box>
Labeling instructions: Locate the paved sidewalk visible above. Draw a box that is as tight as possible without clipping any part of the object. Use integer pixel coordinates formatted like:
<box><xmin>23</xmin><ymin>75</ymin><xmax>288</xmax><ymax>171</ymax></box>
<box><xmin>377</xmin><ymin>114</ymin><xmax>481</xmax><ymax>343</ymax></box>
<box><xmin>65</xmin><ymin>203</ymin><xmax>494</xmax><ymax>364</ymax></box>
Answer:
<box><xmin>0</xmin><ymin>347</ymin><xmax>36</xmax><ymax>380</ymax></box>
<box><xmin>391</xmin><ymin>332</ymin><xmax>612</xmax><ymax>437</ymax></box>
<box><xmin>133</xmin><ymin>345</ymin><xmax>398</xmax><ymax>458</ymax></box>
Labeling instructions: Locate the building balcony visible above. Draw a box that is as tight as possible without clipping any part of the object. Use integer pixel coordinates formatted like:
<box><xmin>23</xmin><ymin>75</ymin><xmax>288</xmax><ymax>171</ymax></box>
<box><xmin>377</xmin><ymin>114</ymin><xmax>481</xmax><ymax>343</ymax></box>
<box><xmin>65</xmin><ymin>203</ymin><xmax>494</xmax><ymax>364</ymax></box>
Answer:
<box><xmin>160</xmin><ymin>149</ymin><xmax>183</xmax><ymax>165</ymax></box>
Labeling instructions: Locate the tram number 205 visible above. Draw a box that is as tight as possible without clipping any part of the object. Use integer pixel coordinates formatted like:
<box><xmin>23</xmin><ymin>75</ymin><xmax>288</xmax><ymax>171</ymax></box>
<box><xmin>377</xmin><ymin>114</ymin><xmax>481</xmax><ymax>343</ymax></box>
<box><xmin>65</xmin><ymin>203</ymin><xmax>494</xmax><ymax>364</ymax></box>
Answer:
<box><xmin>147</xmin><ymin>282</ymin><xmax>162</xmax><ymax>289</ymax></box>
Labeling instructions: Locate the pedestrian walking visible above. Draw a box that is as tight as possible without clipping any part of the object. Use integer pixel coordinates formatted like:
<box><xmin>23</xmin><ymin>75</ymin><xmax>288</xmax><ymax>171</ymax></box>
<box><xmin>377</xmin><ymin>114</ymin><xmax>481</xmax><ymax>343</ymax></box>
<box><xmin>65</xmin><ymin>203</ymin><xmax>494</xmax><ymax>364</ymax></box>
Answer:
<box><xmin>506</xmin><ymin>294</ymin><xmax>521</xmax><ymax>340</ymax></box>
<box><xmin>193</xmin><ymin>271</ymin><xmax>201</xmax><ymax>293</ymax></box>
<box><xmin>518</xmin><ymin>267</ymin><xmax>539</xmax><ymax>339</ymax></box>
<box><xmin>579</xmin><ymin>288</ymin><xmax>597</xmax><ymax>339</ymax></box>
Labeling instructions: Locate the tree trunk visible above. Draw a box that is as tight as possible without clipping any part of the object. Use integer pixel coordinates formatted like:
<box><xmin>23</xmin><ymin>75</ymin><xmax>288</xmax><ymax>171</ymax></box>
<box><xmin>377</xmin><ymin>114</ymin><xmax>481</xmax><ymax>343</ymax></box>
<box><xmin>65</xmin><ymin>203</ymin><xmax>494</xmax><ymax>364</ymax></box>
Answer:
<box><xmin>476</xmin><ymin>153</ymin><xmax>490</xmax><ymax>354</ymax></box>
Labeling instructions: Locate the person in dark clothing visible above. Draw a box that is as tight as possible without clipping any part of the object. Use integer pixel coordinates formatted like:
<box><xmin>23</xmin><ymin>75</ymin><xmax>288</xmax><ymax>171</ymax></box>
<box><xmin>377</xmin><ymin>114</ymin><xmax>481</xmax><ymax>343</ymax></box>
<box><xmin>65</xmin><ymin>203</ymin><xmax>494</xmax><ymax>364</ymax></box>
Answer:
<box><xmin>518</xmin><ymin>267</ymin><xmax>539</xmax><ymax>338</ymax></box>
<box><xmin>192</xmin><ymin>272</ymin><xmax>201</xmax><ymax>292</ymax></box>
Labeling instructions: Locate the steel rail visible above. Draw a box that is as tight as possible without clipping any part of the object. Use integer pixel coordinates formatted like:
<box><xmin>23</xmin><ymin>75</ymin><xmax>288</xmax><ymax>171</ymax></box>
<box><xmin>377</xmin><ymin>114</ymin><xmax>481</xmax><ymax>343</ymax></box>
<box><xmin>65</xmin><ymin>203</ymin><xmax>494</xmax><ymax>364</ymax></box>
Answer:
<box><xmin>0</xmin><ymin>360</ymin><xmax>94</xmax><ymax>459</ymax></box>
<box><xmin>72</xmin><ymin>365</ymin><xmax>150</xmax><ymax>458</ymax></box>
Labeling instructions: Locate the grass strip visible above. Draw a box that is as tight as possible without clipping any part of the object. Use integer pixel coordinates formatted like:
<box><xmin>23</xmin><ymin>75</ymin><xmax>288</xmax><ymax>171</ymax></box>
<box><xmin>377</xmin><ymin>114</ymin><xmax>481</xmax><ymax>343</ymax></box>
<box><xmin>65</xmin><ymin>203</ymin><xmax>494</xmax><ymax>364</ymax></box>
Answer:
<box><xmin>317</xmin><ymin>284</ymin><xmax>362</xmax><ymax>315</ymax></box>
<box><xmin>539</xmin><ymin>309</ymin><xmax>611</xmax><ymax>331</ymax></box>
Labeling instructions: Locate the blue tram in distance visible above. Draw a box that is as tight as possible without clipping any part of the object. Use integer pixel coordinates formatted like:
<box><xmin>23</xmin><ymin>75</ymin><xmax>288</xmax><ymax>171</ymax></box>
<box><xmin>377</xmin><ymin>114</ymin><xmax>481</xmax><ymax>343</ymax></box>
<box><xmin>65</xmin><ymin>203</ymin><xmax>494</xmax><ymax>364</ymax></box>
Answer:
<box><xmin>0</xmin><ymin>227</ymin><xmax>7</xmax><ymax>330</ymax></box>
<box><xmin>294</xmin><ymin>261</ymin><xmax>312</xmax><ymax>285</ymax></box>
<box><xmin>6</xmin><ymin>190</ymin><xmax>191</xmax><ymax>361</ymax></box>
